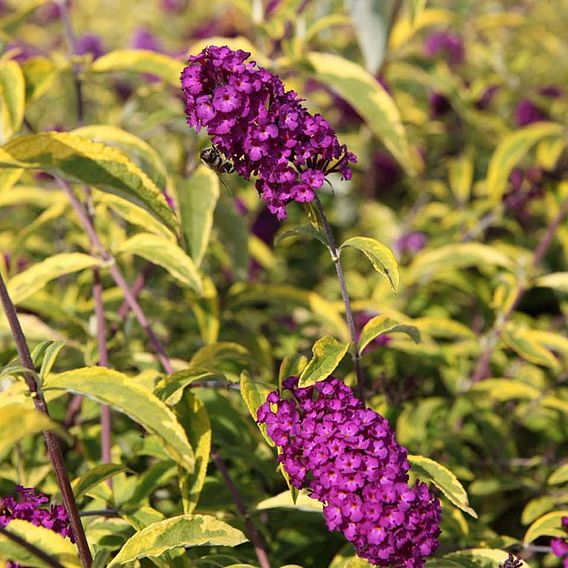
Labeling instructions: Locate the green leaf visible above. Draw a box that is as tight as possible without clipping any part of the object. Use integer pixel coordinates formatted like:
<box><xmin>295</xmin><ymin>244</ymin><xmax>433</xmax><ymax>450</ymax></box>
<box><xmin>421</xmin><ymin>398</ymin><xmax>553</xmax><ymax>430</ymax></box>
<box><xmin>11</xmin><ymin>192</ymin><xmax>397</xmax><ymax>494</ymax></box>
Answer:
<box><xmin>408</xmin><ymin>0</ymin><xmax>428</xmax><ymax>22</ymax></box>
<box><xmin>448</xmin><ymin>151</ymin><xmax>474</xmax><ymax>204</ymax></box>
<box><xmin>177</xmin><ymin>166</ymin><xmax>220</xmax><ymax>266</ymax></box>
<box><xmin>468</xmin><ymin>379</ymin><xmax>540</xmax><ymax>403</ymax></box>
<box><xmin>548</xmin><ymin>463</ymin><xmax>568</xmax><ymax>485</ymax></box>
<box><xmin>524</xmin><ymin>510</ymin><xmax>568</xmax><ymax>543</ymax></box>
<box><xmin>0</xmin><ymin>404</ymin><xmax>64</xmax><ymax>454</ymax></box>
<box><xmin>535</xmin><ymin>272</ymin><xmax>568</xmax><ymax>293</ymax></box>
<box><xmin>0</xmin><ymin>519</ymin><xmax>81</xmax><ymax>567</ymax></box>
<box><xmin>92</xmin><ymin>49</ymin><xmax>182</xmax><ymax>86</ymax></box>
<box><xmin>408</xmin><ymin>454</ymin><xmax>478</xmax><ymax>518</ymax></box>
<box><xmin>240</xmin><ymin>371</ymin><xmax>274</xmax><ymax>447</ymax></box>
<box><xmin>501</xmin><ymin>324</ymin><xmax>560</xmax><ymax>369</ymax></box>
<box><xmin>442</xmin><ymin>549</ymin><xmax>531</xmax><ymax>568</ymax></box>
<box><xmin>1</xmin><ymin>132</ymin><xmax>178</xmax><ymax>234</ymax></box>
<box><xmin>278</xmin><ymin>354</ymin><xmax>308</xmax><ymax>386</ymax></box>
<box><xmin>0</xmin><ymin>61</ymin><xmax>25</xmax><ymax>143</ymax></box>
<box><xmin>413</xmin><ymin>317</ymin><xmax>475</xmax><ymax>339</ymax></box>
<box><xmin>175</xmin><ymin>392</ymin><xmax>211</xmax><ymax>514</ymax></box>
<box><xmin>189</xmin><ymin>342</ymin><xmax>249</xmax><ymax>369</ymax></box>
<box><xmin>256</xmin><ymin>490</ymin><xmax>323</xmax><ymax>512</ymax></box>
<box><xmin>155</xmin><ymin>368</ymin><xmax>222</xmax><ymax>406</ymax></box>
<box><xmin>486</xmin><ymin>123</ymin><xmax>564</xmax><ymax>202</ymax></box>
<box><xmin>21</xmin><ymin>56</ymin><xmax>58</xmax><ymax>102</ymax></box>
<box><xmin>346</xmin><ymin>0</ymin><xmax>395</xmax><ymax>75</ymax></box>
<box><xmin>115</xmin><ymin>233</ymin><xmax>202</xmax><ymax>294</ymax></box>
<box><xmin>299</xmin><ymin>336</ymin><xmax>350</xmax><ymax>387</ymax></box>
<box><xmin>7</xmin><ymin>253</ymin><xmax>101</xmax><ymax>305</ymax></box>
<box><xmin>274</xmin><ymin>223</ymin><xmax>328</xmax><ymax>249</ymax></box>
<box><xmin>359</xmin><ymin>314</ymin><xmax>420</xmax><ymax>352</ymax></box>
<box><xmin>306</xmin><ymin>52</ymin><xmax>419</xmax><ymax>175</ymax></box>
<box><xmin>43</xmin><ymin>367</ymin><xmax>195</xmax><ymax>472</ymax></box>
<box><xmin>73</xmin><ymin>463</ymin><xmax>130</xmax><ymax>500</ymax></box>
<box><xmin>339</xmin><ymin>236</ymin><xmax>399</xmax><ymax>292</ymax></box>
<box><xmin>107</xmin><ymin>514</ymin><xmax>247</xmax><ymax>566</ymax></box>
<box><xmin>73</xmin><ymin>125</ymin><xmax>169</xmax><ymax>190</ymax></box>
<box><xmin>38</xmin><ymin>340</ymin><xmax>66</xmax><ymax>378</ymax></box>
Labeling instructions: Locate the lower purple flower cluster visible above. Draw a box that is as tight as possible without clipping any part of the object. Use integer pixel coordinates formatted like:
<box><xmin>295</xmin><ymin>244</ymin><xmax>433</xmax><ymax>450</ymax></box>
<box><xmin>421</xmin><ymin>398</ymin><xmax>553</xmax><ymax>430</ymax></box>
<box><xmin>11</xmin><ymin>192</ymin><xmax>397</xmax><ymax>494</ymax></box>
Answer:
<box><xmin>552</xmin><ymin>516</ymin><xmax>568</xmax><ymax>567</ymax></box>
<box><xmin>257</xmin><ymin>376</ymin><xmax>441</xmax><ymax>567</ymax></box>
<box><xmin>181</xmin><ymin>45</ymin><xmax>356</xmax><ymax>220</ymax></box>
<box><xmin>0</xmin><ymin>486</ymin><xmax>73</xmax><ymax>567</ymax></box>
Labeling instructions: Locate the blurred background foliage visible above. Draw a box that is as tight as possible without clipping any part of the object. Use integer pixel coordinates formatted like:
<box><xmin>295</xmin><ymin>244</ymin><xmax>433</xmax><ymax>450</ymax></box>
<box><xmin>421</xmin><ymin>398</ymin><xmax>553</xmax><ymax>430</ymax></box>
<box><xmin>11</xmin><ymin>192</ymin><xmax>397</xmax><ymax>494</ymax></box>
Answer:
<box><xmin>1</xmin><ymin>0</ymin><xmax>568</xmax><ymax>567</ymax></box>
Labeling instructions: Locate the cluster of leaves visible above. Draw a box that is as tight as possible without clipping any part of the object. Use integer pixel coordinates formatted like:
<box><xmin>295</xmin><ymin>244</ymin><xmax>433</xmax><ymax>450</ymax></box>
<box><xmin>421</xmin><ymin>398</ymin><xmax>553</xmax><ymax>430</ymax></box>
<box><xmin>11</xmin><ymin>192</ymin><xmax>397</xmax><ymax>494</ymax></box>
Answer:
<box><xmin>0</xmin><ymin>0</ymin><xmax>567</xmax><ymax>567</ymax></box>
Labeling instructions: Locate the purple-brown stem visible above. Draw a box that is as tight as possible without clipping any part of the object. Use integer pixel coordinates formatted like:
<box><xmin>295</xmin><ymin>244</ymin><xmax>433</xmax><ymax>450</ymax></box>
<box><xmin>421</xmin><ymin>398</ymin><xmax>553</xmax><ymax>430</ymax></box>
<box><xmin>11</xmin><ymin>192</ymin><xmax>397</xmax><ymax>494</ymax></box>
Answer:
<box><xmin>313</xmin><ymin>194</ymin><xmax>365</xmax><ymax>402</ymax></box>
<box><xmin>0</xmin><ymin>525</ymin><xmax>66</xmax><ymax>568</ymax></box>
<box><xmin>472</xmin><ymin>194</ymin><xmax>568</xmax><ymax>381</ymax></box>
<box><xmin>212</xmin><ymin>448</ymin><xmax>272</xmax><ymax>568</ymax></box>
<box><xmin>59</xmin><ymin>180</ymin><xmax>173</xmax><ymax>374</ymax></box>
<box><xmin>0</xmin><ymin>273</ymin><xmax>92</xmax><ymax>567</ymax></box>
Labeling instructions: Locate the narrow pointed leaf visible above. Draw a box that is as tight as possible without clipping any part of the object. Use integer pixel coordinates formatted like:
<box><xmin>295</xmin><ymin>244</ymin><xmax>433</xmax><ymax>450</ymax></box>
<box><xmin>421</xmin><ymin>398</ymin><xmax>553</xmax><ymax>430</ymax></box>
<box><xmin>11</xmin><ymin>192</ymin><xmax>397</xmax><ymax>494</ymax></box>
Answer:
<box><xmin>115</xmin><ymin>233</ymin><xmax>202</xmax><ymax>294</ymax></box>
<box><xmin>72</xmin><ymin>464</ymin><xmax>130</xmax><ymax>500</ymax></box>
<box><xmin>408</xmin><ymin>454</ymin><xmax>477</xmax><ymax>518</ymax></box>
<box><xmin>359</xmin><ymin>315</ymin><xmax>420</xmax><ymax>352</ymax></box>
<box><xmin>307</xmin><ymin>52</ymin><xmax>419</xmax><ymax>175</ymax></box>
<box><xmin>0</xmin><ymin>61</ymin><xmax>25</xmax><ymax>143</ymax></box>
<box><xmin>241</xmin><ymin>371</ymin><xmax>274</xmax><ymax>447</ymax></box>
<box><xmin>299</xmin><ymin>336</ymin><xmax>349</xmax><ymax>387</ymax></box>
<box><xmin>0</xmin><ymin>519</ymin><xmax>80</xmax><ymax>567</ymax></box>
<box><xmin>524</xmin><ymin>511</ymin><xmax>568</xmax><ymax>543</ymax></box>
<box><xmin>177</xmin><ymin>165</ymin><xmax>219</xmax><ymax>266</ymax></box>
<box><xmin>43</xmin><ymin>367</ymin><xmax>194</xmax><ymax>472</ymax></box>
<box><xmin>155</xmin><ymin>368</ymin><xmax>223</xmax><ymax>406</ymax></box>
<box><xmin>340</xmin><ymin>236</ymin><xmax>399</xmax><ymax>292</ymax></box>
<box><xmin>1</xmin><ymin>132</ymin><xmax>178</xmax><ymax>233</ymax></box>
<box><xmin>107</xmin><ymin>514</ymin><xmax>247</xmax><ymax>566</ymax></box>
<box><xmin>7</xmin><ymin>253</ymin><xmax>101</xmax><ymax>305</ymax></box>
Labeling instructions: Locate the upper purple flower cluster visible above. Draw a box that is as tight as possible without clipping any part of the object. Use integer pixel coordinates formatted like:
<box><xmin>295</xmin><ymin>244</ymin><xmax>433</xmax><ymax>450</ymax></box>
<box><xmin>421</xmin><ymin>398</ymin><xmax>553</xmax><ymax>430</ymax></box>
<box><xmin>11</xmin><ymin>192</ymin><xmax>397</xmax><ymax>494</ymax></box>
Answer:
<box><xmin>552</xmin><ymin>516</ymin><xmax>568</xmax><ymax>567</ymax></box>
<box><xmin>0</xmin><ymin>486</ymin><xmax>74</xmax><ymax>567</ymax></box>
<box><xmin>181</xmin><ymin>45</ymin><xmax>356</xmax><ymax>219</ymax></box>
<box><xmin>257</xmin><ymin>376</ymin><xmax>441</xmax><ymax>567</ymax></box>
<box><xmin>424</xmin><ymin>30</ymin><xmax>465</xmax><ymax>66</ymax></box>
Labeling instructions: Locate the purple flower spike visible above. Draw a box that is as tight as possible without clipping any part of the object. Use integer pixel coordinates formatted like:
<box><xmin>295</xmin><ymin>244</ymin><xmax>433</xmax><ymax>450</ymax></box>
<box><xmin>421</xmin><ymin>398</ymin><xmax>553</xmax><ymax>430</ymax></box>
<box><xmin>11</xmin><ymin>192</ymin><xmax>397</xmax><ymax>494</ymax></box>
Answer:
<box><xmin>424</xmin><ymin>30</ymin><xmax>465</xmax><ymax>66</ymax></box>
<box><xmin>257</xmin><ymin>376</ymin><xmax>441</xmax><ymax>566</ymax></box>
<box><xmin>181</xmin><ymin>45</ymin><xmax>357</xmax><ymax>219</ymax></box>
<box><xmin>551</xmin><ymin>515</ymin><xmax>568</xmax><ymax>566</ymax></box>
<box><xmin>75</xmin><ymin>33</ymin><xmax>105</xmax><ymax>60</ymax></box>
<box><xmin>1</xmin><ymin>486</ymin><xmax>74</xmax><ymax>567</ymax></box>
<box><xmin>515</xmin><ymin>99</ymin><xmax>547</xmax><ymax>127</ymax></box>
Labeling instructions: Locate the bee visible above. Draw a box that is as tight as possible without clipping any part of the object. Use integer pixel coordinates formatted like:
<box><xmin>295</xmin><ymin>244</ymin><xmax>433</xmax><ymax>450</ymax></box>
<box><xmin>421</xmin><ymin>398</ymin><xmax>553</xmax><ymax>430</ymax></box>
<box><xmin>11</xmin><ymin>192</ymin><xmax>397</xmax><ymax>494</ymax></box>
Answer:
<box><xmin>200</xmin><ymin>146</ymin><xmax>235</xmax><ymax>193</ymax></box>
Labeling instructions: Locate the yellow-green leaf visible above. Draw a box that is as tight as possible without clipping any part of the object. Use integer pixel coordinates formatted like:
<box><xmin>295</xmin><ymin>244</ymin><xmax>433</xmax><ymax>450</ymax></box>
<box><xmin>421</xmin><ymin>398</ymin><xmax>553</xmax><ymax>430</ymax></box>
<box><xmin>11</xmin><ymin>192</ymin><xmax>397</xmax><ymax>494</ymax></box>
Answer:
<box><xmin>442</xmin><ymin>549</ymin><xmax>531</xmax><ymax>568</ymax></box>
<box><xmin>155</xmin><ymin>368</ymin><xmax>222</xmax><ymax>406</ymax></box>
<box><xmin>72</xmin><ymin>463</ymin><xmax>129</xmax><ymax>500</ymax></box>
<box><xmin>177</xmin><ymin>166</ymin><xmax>219</xmax><ymax>266</ymax></box>
<box><xmin>0</xmin><ymin>404</ymin><xmax>63</xmax><ymax>454</ymax></box>
<box><xmin>1</xmin><ymin>132</ymin><xmax>178</xmax><ymax>233</ymax></box>
<box><xmin>486</xmin><ymin>123</ymin><xmax>564</xmax><ymax>202</ymax></box>
<box><xmin>501</xmin><ymin>324</ymin><xmax>560</xmax><ymax>369</ymax></box>
<box><xmin>92</xmin><ymin>49</ymin><xmax>181</xmax><ymax>86</ymax></box>
<box><xmin>535</xmin><ymin>272</ymin><xmax>568</xmax><ymax>293</ymax></box>
<box><xmin>340</xmin><ymin>236</ymin><xmax>399</xmax><ymax>292</ymax></box>
<box><xmin>468</xmin><ymin>379</ymin><xmax>540</xmax><ymax>403</ymax></box>
<box><xmin>413</xmin><ymin>317</ymin><xmax>475</xmax><ymax>339</ymax></box>
<box><xmin>73</xmin><ymin>125</ymin><xmax>169</xmax><ymax>190</ymax></box>
<box><xmin>107</xmin><ymin>514</ymin><xmax>247</xmax><ymax>566</ymax></box>
<box><xmin>189</xmin><ymin>342</ymin><xmax>249</xmax><ymax>369</ymax></box>
<box><xmin>7</xmin><ymin>253</ymin><xmax>101</xmax><ymax>305</ymax></box>
<box><xmin>176</xmin><ymin>392</ymin><xmax>211</xmax><ymax>514</ymax></box>
<box><xmin>240</xmin><ymin>370</ymin><xmax>274</xmax><ymax>447</ymax></box>
<box><xmin>21</xmin><ymin>56</ymin><xmax>58</xmax><ymax>102</ymax></box>
<box><xmin>0</xmin><ymin>61</ymin><xmax>25</xmax><ymax>143</ymax></box>
<box><xmin>548</xmin><ymin>463</ymin><xmax>568</xmax><ymax>485</ymax></box>
<box><xmin>115</xmin><ymin>233</ymin><xmax>202</xmax><ymax>294</ymax></box>
<box><xmin>448</xmin><ymin>151</ymin><xmax>473</xmax><ymax>204</ymax></box>
<box><xmin>524</xmin><ymin>511</ymin><xmax>568</xmax><ymax>543</ymax></box>
<box><xmin>43</xmin><ymin>367</ymin><xmax>194</xmax><ymax>472</ymax></box>
<box><xmin>408</xmin><ymin>454</ymin><xmax>477</xmax><ymax>518</ymax></box>
<box><xmin>359</xmin><ymin>314</ymin><xmax>420</xmax><ymax>352</ymax></box>
<box><xmin>0</xmin><ymin>519</ymin><xmax>80</xmax><ymax>567</ymax></box>
<box><xmin>256</xmin><ymin>490</ymin><xmax>323</xmax><ymax>512</ymax></box>
<box><xmin>299</xmin><ymin>336</ymin><xmax>349</xmax><ymax>387</ymax></box>
<box><xmin>306</xmin><ymin>52</ymin><xmax>419</xmax><ymax>175</ymax></box>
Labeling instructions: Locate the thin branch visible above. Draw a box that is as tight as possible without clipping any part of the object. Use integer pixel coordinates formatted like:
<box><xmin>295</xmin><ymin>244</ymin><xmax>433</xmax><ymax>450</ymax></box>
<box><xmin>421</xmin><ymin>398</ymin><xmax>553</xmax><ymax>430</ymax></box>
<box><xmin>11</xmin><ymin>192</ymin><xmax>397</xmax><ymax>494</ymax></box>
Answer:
<box><xmin>59</xmin><ymin>180</ymin><xmax>173</xmax><ymax>374</ymax></box>
<box><xmin>0</xmin><ymin>525</ymin><xmax>66</xmax><ymax>568</ymax></box>
<box><xmin>313</xmin><ymin>194</ymin><xmax>365</xmax><ymax>401</ymax></box>
<box><xmin>0</xmin><ymin>273</ymin><xmax>92</xmax><ymax>567</ymax></box>
<box><xmin>212</xmin><ymin>448</ymin><xmax>271</xmax><ymax>568</ymax></box>
<box><xmin>472</xmin><ymin>194</ymin><xmax>568</xmax><ymax>381</ymax></box>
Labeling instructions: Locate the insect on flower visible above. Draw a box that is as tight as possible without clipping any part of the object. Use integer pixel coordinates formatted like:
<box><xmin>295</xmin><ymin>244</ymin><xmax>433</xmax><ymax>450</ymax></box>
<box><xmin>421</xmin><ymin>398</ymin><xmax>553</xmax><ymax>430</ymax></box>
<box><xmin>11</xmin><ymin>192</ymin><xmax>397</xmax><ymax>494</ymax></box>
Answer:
<box><xmin>200</xmin><ymin>145</ymin><xmax>235</xmax><ymax>193</ymax></box>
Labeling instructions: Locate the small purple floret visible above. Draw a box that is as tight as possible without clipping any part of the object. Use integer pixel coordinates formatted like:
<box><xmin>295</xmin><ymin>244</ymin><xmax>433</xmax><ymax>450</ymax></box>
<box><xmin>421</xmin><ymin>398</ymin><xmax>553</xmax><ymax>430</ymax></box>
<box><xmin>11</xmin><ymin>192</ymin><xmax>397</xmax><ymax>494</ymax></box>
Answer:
<box><xmin>181</xmin><ymin>45</ymin><xmax>357</xmax><ymax>219</ymax></box>
<box><xmin>257</xmin><ymin>376</ymin><xmax>441</xmax><ymax>566</ymax></box>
